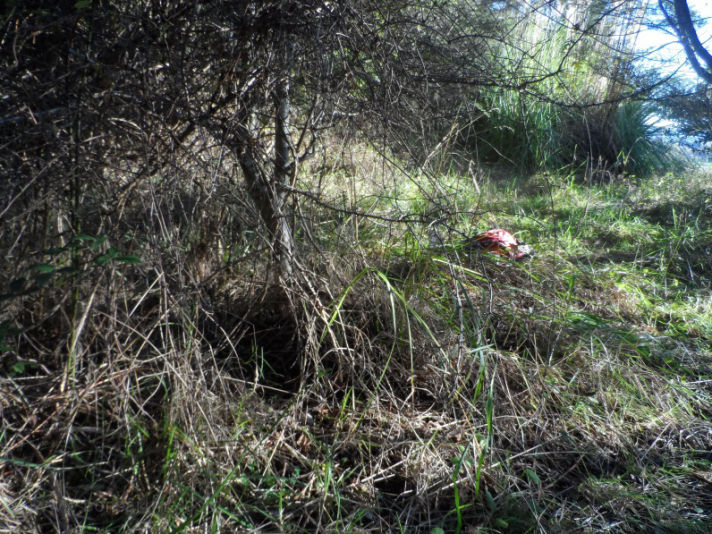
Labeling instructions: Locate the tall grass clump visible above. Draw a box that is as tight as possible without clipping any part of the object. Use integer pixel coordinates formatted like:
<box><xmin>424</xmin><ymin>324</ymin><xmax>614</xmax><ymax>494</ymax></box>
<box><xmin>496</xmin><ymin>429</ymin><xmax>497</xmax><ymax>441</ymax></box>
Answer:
<box><xmin>469</xmin><ymin>87</ymin><xmax>562</xmax><ymax>173</ymax></box>
<box><xmin>459</xmin><ymin>6</ymin><xmax>687</xmax><ymax>179</ymax></box>
<box><xmin>611</xmin><ymin>100</ymin><xmax>689</xmax><ymax>176</ymax></box>
<box><xmin>462</xmin><ymin>27</ymin><xmax>570</xmax><ymax>173</ymax></box>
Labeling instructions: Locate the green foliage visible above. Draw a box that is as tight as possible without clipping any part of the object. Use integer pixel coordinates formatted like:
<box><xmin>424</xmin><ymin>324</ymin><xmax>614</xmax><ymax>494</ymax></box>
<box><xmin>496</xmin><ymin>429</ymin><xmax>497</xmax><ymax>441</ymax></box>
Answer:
<box><xmin>613</xmin><ymin>101</ymin><xmax>689</xmax><ymax>176</ymax></box>
<box><xmin>1</xmin><ymin>234</ymin><xmax>141</xmax><ymax>302</ymax></box>
<box><xmin>456</xmin><ymin>8</ymin><xmax>687</xmax><ymax>178</ymax></box>
<box><xmin>464</xmin><ymin>25</ymin><xmax>572</xmax><ymax>172</ymax></box>
<box><xmin>470</xmin><ymin>88</ymin><xmax>562</xmax><ymax>172</ymax></box>
<box><xmin>661</xmin><ymin>83</ymin><xmax>712</xmax><ymax>146</ymax></box>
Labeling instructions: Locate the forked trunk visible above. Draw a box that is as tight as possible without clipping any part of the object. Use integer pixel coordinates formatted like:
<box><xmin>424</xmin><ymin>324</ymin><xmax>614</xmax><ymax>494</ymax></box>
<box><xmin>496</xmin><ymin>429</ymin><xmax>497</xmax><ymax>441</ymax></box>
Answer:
<box><xmin>234</xmin><ymin>34</ymin><xmax>295</xmax><ymax>280</ymax></box>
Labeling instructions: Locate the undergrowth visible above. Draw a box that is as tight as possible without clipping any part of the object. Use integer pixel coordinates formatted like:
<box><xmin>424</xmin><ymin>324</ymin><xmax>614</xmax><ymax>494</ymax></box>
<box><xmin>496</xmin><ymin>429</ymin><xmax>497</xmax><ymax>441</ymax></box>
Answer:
<box><xmin>1</xmin><ymin>150</ymin><xmax>711</xmax><ymax>533</ymax></box>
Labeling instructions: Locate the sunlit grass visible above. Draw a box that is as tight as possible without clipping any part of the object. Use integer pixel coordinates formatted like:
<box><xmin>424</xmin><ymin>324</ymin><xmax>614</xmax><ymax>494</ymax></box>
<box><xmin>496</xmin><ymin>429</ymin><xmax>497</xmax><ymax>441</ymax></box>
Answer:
<box><xmin>3</xmin><ymin>149</ymin><xmax>711</xmax><ymax>532</ymax></box>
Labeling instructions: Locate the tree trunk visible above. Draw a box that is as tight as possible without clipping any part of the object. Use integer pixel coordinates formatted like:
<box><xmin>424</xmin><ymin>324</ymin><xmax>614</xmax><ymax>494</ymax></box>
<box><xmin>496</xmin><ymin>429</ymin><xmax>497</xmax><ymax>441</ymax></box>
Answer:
<box><xmin>660</xmin><ymin>0</ymin><xmax>712</xmax><ymax>83</ymax></box>
<box><xmin>234</xmin><ymin>32</ymin><xmax>295</xmax><ymax>280</ymax></box>
<box><xmin>234</xmin><ymin>128</ymin><xmax>294</xmax><ymax>280</ymax></box>
<box><xmin>272</xmin><ymin>37</ymin><xmax>296</xmax><ymax>279</ymax></box>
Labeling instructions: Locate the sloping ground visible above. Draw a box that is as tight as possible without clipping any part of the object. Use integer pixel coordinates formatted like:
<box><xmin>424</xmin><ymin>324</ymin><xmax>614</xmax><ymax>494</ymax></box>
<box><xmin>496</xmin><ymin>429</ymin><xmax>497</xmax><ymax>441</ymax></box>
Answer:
<box><xmin>1</xmin><ymin>170</ymin><xmax>711</xmax><ymax>533</ymax></box>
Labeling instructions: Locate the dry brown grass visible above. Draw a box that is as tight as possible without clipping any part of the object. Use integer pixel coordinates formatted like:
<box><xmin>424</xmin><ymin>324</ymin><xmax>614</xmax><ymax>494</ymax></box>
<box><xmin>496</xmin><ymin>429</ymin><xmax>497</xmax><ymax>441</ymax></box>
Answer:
<box><xmin>2</xmin><ymin>144</ymin><xmax>712</xmax><ymax>533</ymax></box>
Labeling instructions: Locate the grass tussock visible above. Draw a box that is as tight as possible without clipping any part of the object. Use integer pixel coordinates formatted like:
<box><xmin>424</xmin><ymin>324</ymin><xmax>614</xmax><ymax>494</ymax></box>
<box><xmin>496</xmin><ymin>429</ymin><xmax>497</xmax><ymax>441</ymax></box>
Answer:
<box><xmin>1</xmin><ymin>143</ymin><xmax>712</xmax><ymax>533</ymax></box>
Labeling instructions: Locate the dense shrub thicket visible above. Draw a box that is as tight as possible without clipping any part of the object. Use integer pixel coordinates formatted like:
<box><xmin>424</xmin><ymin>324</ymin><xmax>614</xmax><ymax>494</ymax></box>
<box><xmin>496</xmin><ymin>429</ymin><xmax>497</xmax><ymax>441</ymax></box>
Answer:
<box><xmin>1</xmin><ymin>1</ymin><xmax>710</xmax><ymax>532</ymax></box>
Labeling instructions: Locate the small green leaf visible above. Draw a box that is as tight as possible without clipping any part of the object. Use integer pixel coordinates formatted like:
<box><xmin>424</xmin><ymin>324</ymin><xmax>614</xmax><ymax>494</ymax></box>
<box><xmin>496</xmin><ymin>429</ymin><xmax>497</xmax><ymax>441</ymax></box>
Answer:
<box><xmin>430</xmin><ymin>528</ymin><xmax>445</xmax><ymax>534</ymax></box>
<box><xmin>56</xmin><ymin>266</ymin><xmax>80</xmax><ymax>275</ymax></box>
<box><xmin>525</xmin><ymin>468</ymin><xmax>541</xmax><ymax>486</ymax></box>
<box><xmin>75</xmin><ymin>234</ymin><xmax>96</xmax><ymax>243</ymax></box>
<box><xmin>91</xmin><ymin>234</ymin><xmax>107</xmax><ymax>249</ymax></box>
<box><xmin>95</xmin><ymin>247</ymin><xmax>119</xmax><ymax>265</ymax></box>
<box><xmin>31</xmin><ymin>264</ymin><xmax>54</xmax><ymax>273</ymax></box>
<box><xmin>493</xmin><ymin>518</ymin><xmax>509</xmax><ymax>528</ymax></box>
<box><xmin>75</xmin><ymin>0</ymin><xmax>91</xmax><ymax>8</ymax></box>
<box><xmin>485</xmin><ymin>490</ymin><xmax>497</xmax><ymax>511</ymax></box>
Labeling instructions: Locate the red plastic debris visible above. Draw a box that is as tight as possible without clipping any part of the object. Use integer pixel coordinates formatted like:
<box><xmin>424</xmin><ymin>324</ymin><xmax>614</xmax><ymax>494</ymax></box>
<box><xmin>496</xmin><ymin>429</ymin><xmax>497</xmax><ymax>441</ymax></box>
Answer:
<box><xmin>467</xmin><ymin>229</ymin><xmax>532</xmax><ymax>259</ymax></box>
